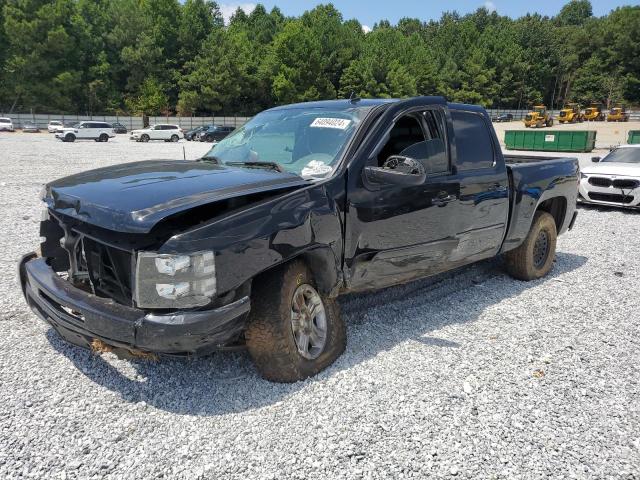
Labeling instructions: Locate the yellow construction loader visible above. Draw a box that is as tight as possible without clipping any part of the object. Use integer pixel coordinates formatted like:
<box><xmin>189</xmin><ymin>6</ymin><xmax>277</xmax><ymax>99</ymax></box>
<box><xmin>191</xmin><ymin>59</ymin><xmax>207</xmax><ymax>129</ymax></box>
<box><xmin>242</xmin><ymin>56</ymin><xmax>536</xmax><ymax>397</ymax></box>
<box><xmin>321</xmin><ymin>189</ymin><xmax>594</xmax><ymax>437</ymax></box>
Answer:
<box><xmin>583</xmin><ymin>103</ymin><xmax>605</xmax><ymax>121</ymax></box>
<box><xmin>607</xmin><ymin>105</ymin><xmax>629</xmax><ymax>122</ymax></box>
<box><xmin>524</xmin><ymin>105</ymin><xmax>554</xmax><ymax>128</ymax></box>
<box><xmin>558</xmin><ymin>103</ymin><xmax>584</xmax><ymax>123</ymax></box>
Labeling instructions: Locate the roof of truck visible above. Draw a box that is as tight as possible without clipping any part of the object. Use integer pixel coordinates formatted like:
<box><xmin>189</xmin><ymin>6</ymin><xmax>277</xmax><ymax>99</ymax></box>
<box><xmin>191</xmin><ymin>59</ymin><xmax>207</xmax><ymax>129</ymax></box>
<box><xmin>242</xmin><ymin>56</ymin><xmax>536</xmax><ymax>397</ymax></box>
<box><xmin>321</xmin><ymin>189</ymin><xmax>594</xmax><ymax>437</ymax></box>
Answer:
<box><xmin>268</xmin><ymin>99</ymin><xmax>399</xmax><ymax>111</ymax></box>
<box><xmin>267</xmin><ymin>97</ymin><xmax>487</xmax><ymax>115</ymax></box>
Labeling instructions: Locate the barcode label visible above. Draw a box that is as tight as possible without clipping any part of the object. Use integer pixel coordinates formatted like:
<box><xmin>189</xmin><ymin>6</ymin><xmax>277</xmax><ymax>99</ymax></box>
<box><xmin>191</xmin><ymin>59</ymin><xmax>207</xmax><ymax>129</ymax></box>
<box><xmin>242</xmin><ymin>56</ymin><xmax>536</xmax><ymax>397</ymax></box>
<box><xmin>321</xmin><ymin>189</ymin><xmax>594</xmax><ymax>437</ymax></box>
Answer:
<box><xmin>310</xmin><ymin>118</ymin><xmax>351</xmax><ymax>130</ymax></box>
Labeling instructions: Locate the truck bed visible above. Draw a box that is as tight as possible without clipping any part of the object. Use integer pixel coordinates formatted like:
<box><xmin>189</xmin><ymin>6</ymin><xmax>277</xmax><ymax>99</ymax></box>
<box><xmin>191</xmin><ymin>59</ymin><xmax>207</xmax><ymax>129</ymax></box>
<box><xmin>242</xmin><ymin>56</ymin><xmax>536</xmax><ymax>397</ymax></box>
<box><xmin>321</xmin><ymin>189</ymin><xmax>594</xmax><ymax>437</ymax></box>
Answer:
<box><xmin>501</xmin><ymin>154</ymin><xmax>579</xmax><ymax>253</ymax></box>
<box><xmin>504</xmin><ymin>154</ymin><xmax>574</xmax><ymax>164</ymax></box>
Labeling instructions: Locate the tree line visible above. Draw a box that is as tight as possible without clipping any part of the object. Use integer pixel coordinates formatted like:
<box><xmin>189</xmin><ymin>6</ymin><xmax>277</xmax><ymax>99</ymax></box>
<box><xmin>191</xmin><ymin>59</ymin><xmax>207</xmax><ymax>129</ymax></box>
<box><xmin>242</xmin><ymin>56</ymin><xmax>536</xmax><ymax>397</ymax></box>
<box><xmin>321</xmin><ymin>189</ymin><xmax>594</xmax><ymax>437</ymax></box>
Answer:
<box><xmin>1</xmin><ymin>0</ymin><xmax>638</xmax><ymax>116</ymax></box>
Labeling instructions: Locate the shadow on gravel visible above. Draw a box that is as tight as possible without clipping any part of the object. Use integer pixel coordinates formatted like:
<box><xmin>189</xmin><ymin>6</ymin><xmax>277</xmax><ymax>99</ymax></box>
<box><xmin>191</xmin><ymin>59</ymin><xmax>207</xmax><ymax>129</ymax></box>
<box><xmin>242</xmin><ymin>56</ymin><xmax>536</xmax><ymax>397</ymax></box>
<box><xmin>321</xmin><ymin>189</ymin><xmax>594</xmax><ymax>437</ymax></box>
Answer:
<box><xmin>47</xmin><ymin>252</ymin><xmax>587</xmax><ymax>416</ymax></box>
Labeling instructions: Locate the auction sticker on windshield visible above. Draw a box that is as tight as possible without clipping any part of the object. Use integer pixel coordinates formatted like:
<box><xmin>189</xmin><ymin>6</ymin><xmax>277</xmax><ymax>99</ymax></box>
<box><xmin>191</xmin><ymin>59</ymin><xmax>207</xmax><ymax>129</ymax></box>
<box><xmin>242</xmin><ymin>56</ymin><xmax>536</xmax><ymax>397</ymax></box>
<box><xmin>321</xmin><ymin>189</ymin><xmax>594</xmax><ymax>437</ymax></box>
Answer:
<box><xmin>310</xmin><ymin>118</ymin><xmax>351</xmax><ymax>129</ymax></box>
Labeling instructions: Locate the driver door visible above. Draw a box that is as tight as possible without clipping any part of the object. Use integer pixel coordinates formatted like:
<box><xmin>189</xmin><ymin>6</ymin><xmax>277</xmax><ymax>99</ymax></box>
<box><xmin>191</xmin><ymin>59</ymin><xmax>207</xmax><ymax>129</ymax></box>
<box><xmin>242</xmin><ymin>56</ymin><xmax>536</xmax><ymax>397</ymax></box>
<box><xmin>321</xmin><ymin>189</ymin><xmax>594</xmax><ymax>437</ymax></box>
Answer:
<box><xmin>77</xmin><ymin>123</ymin><xmax>92</xmax><ymax>139</ymax></box>
<box><xmin>344</xmin><ymin>101</ymin><xmax>461</xmax><ymax>291</ymax></box>
<box><xmin>150</xmin><ymin>125</ymin><xmax>162</xmax><ymax>140</ymax></box>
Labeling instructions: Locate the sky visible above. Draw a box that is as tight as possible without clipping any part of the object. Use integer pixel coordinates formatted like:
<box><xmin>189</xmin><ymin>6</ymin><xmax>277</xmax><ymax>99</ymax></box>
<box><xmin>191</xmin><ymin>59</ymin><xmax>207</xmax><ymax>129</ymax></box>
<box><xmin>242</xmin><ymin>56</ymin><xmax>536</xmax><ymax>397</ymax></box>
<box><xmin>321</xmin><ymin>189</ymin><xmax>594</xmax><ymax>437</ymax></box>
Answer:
<box><xmin>217</xmin><ymin>0</ymin><xmax>638</xmax><ymax>28</ymax></box>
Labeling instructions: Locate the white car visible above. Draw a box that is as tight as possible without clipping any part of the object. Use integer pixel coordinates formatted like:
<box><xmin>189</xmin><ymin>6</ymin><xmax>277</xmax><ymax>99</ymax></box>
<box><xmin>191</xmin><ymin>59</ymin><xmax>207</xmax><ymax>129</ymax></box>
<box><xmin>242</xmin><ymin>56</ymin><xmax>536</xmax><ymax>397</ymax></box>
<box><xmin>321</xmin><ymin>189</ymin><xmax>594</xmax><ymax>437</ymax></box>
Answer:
<box><xmin>0</xmin><ymin>117</ymin><xmax>14</xmax><ymax>132</ymax></box>
<box><xmin>47</xmin><ymin>120</ymin><xmax>64</xmax><ymax>133</ymax></box>
<box><xmin>579</xmin><ymin>144</ymin><xmax>640</xmax><ymax>209</ymax></box>
<box><xmin>55</xmin><ymin>121</ymin><xmax>116</xmax><ymax>142</ymax></box>
<box><xmin>130</xmin><ymin>124</ymin><xmax>184</xmax><ymax>142</ymax></box>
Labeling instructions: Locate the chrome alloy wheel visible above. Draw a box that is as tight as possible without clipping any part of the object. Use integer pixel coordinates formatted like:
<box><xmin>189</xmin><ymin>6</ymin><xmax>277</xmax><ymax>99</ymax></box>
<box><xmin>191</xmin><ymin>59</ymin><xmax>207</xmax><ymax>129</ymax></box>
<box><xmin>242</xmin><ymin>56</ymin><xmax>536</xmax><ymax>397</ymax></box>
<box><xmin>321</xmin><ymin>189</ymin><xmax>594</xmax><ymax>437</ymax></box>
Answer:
<box><xmin>290</xmin><ymin>284</ymin><xmax>327</xmax><ymax>360</ymax></box>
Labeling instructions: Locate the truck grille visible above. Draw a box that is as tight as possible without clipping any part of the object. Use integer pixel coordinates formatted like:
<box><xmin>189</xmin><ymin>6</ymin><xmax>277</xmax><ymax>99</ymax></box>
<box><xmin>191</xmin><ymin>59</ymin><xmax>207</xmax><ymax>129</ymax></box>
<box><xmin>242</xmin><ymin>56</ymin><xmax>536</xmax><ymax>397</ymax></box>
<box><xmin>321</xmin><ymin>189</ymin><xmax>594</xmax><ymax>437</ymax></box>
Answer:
<box><xmin>82</xmin><ymin>238</ymin><xmax>133</xmax><ymax>306</ymax></box>
<box><xmin>587</xmin><ymin>192</ymin><xmax>634</xmax><ymax>204</ymax></box>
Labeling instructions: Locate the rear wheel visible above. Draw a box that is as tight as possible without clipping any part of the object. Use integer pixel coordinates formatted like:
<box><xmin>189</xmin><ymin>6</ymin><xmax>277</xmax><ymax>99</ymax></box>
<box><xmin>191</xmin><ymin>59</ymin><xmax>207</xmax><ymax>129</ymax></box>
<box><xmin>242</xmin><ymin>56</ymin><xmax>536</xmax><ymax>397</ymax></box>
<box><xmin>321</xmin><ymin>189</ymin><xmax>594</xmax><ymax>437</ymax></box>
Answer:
<box><xmin>245</xmin><ymin>260</ymin><xmax>346</xmax><ymax>383</ymax></box>
<box><xmin>170</xmin><ymin>134</ymin><xmax>179</xmax><ymax>142</ymax></box>
<box><xmin>99</xmin><ymin>133</ymin><xmax>108</xmax><ymax>142</ymax></box>
<box><xmin>505</xmin><ymin>211</ymin><xmax>557</xmax><ymax>281</ymax></box>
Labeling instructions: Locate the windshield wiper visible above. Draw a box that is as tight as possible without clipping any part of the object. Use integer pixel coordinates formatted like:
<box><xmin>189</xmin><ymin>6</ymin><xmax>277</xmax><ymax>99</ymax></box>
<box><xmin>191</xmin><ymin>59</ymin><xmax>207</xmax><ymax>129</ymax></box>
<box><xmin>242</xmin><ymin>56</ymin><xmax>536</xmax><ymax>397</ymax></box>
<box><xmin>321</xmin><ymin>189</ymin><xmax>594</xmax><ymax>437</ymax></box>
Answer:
<box><xmin>226</xmin><ymin>161</ymin><xmax>286</xmax><ymax>173</ymax></box>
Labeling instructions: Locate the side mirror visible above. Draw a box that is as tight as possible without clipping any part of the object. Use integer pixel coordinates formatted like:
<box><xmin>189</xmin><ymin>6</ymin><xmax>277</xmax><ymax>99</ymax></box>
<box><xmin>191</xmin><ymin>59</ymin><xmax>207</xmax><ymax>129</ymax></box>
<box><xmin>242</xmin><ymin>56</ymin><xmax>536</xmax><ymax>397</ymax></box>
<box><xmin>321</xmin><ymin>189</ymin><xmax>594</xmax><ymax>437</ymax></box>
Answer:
<box><xmin>591</xmin><ymin>156</ymin><xmax>601</xmax><ymax>163</ymax></box>
<box><xmin>364</xmin><ymin>155</ymin><xmax>426</xmax><ymax>186</ymax></box>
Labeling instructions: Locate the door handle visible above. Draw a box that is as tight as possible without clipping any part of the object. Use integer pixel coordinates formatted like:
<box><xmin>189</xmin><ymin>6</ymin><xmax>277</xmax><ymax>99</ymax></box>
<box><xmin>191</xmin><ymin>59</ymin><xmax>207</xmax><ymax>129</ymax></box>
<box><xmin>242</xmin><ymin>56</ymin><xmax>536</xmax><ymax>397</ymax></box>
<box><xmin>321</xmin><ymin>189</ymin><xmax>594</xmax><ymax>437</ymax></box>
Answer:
<box><xmin>487</xmin><ymin>182</ymin><xmax>504</xmax><ymax>192</ymax></box>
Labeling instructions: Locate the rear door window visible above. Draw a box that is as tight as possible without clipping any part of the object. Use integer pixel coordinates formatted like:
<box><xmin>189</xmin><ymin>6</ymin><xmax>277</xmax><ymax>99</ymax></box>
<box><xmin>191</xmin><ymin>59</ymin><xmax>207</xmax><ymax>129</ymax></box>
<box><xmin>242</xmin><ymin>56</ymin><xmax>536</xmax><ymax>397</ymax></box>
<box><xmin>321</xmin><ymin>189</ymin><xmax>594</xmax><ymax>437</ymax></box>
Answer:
<box><xmin>451</xmin><ymin>110</ymin><xmax>495</xmax><ymax>171</ymax></box>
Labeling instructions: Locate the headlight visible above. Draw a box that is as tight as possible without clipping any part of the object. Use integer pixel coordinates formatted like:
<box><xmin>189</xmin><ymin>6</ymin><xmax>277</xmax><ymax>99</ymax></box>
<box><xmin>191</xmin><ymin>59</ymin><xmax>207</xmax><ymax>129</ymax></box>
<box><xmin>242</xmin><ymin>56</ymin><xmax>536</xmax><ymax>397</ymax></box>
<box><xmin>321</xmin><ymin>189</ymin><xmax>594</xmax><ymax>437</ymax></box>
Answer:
<box><xmin>134</xmin><ymin>251</ymin><xmax>216</xmax><ymax>308</ymax></box>
<box><xmin>580</xmin><ymin>172</ymin><xmax>588</xmax><ymax>179</ymax></box>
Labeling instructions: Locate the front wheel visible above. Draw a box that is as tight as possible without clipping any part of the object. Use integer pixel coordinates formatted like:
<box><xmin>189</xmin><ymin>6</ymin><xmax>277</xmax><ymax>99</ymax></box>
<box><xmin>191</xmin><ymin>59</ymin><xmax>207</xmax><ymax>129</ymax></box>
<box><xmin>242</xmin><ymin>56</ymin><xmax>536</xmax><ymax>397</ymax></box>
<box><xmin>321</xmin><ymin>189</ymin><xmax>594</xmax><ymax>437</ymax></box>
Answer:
<box><xmin>245</xmin><ymin>260</ymin><xmax>346</xmax><ymax>383</ymax></box>
<box><xmin>505</xmin><ymin>211</ymin><xmax>557</xmax><ymax>281</ymax></box>
<box><xmin>65</xmin><ymin>134</ymin><xmax>76</xmax><ymax>143</ymax></box>
<box><xmin>141</xmin><ymin>134</ymin><xmax>149</xmax><ymax>143</ymax></box>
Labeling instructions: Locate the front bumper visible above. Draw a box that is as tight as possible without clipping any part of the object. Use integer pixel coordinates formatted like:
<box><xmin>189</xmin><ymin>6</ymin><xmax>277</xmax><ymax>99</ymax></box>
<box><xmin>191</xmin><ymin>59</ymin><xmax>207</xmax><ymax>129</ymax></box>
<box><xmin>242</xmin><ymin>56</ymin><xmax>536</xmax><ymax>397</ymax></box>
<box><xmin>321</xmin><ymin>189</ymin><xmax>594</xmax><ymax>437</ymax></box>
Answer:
<box><xmin>578</xmin><ymin>178</ymin><xmax>640</xmax><ymax>209</ymax></box>
<box><xmin>18</xmin><ymin>253</ymin><xmax>251</xmax><ymax>356</ymax></box>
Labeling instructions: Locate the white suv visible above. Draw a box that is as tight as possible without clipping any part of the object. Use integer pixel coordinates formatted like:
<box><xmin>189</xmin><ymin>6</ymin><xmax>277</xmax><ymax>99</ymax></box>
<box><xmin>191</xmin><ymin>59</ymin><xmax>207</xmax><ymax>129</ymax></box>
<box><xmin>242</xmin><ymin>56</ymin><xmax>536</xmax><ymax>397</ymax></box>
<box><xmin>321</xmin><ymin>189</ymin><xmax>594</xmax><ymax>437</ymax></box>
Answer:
<box><xmin>55</xmin><ymin>121</ymin><xmax>115</xmax><ymax>142</ymax></box>
<box><xmin>47</xmin><ymin>120</ymin><xmax>64</xmax><ymax>133</ymax></box>
<box><xmin>130</xmin><ymin>124</ymin><xmax>184</xmax><ymax>142</ymax></box>
<box><xmin>0</xmin><ymin>117</ymin><xmax>14</xmax><ymax>132</ymax></box>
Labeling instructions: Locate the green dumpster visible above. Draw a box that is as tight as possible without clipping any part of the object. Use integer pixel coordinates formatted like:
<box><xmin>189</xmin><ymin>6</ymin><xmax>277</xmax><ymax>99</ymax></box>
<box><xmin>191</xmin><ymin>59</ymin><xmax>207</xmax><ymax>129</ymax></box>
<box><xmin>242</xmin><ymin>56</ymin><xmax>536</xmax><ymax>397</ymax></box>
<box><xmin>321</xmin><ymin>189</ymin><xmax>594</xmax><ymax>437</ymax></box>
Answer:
<box><xmin>504</xmin><ymin>130</ymin><xmax>597</xmax><ymax>152</ymax></box>
<box><xmin>628</xmin><ymin>130</ymin><xmax>640</xmax><ymax>144</ymax></box>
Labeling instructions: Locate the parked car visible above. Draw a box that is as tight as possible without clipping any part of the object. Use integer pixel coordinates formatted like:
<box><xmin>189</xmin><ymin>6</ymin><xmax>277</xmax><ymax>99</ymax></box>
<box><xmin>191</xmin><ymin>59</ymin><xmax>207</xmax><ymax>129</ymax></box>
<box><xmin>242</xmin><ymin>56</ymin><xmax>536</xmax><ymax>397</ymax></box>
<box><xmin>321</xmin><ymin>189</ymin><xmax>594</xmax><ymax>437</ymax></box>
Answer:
<box><xmin>0</xmin><ymin>117</ymin><xmax>15</xmax><ymax>131</ymax></box>
<box><xmin>20</xmin><ymin>97</ymin><xmax>579</xmax><ymax>383</ymax></box>
<box><xmin>130</xmin><ymin>124</ymin><xmax>183</xmax><ymax>142</ymax></box>
<box><xmin>47</xmin><ymin>120</ymin><xmax>64</xmax><ymax>133</ymax></box>
<box><xmin>492</xmin><ymin>113</ymin><xmax>513</xmax><ymax>122</ymax></box>
<box><xmin>111</xmin><ymin>122</ymin><xmax>128</xmax><ymax>134</ymax></box>
<box><xmin>55</xmin><ymin>121</ymin><xmax>115</xmax><ymax>142</ymax></box>
<box><xmin>197</xmin><ymin>125</ymin><xmax>235</xmax><ymax>142</ymax></box>
<box><xmin>22</xmin><ymin>122</ymin><xmax>40</xmax><ymax>133</ymax></box>
<box><xmin>184</xmin><ymin>125</ymin><xmax>209</xmax><ymax>141</ymax></box>
<box><xmin>578</xmin><ymin>144</ymin><xmax>640</xmax><ymax>209</ymax></box>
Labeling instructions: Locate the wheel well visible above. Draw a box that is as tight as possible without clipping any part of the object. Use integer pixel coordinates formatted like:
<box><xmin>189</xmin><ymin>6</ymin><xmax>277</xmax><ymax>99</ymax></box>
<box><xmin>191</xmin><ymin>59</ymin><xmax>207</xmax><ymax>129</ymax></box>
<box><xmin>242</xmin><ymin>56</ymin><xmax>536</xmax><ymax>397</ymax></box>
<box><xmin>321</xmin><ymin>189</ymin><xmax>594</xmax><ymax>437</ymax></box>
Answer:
<box><xmin>537</xmin><ymin>197</ymin><xmax>566</xmax><ymax>232</ymax></box>
<box><xmin>299</xmin><ymin>248</ymin><xmax>341</xmax><ymax>296</ymax></box>
<box><xmin>251</xmin><ymin>248</ymin><xmax>341</xmax><ymax>298</ymax></box>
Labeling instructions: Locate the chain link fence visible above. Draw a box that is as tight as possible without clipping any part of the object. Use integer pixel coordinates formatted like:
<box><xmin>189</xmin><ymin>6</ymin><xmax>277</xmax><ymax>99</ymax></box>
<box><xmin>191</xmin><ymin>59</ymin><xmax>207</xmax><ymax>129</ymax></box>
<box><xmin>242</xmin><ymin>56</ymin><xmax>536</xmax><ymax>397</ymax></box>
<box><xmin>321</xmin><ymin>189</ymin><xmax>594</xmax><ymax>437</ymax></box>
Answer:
<box><xmin>0</xmin><ymin>113</ymin><xmax>252</xmax><ymax>130</ymax></box>
<box><xmin>2</xmin><ymin>108</ymin><xmax>639</xmax><ymax>130</ymax></box>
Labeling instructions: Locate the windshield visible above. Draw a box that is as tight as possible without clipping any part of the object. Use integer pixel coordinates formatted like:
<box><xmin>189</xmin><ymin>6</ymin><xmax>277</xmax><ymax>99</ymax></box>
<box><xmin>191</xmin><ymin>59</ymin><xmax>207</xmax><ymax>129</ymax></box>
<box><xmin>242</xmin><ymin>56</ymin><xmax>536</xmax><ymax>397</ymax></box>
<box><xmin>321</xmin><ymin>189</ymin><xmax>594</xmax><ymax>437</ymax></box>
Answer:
<box><xmin>602</xmin><ymin>148</ymin><xmax>640</xmax><ymax>164</ymax></box>
<box><xmin>202</xmin><ymin>107</ymin><xmax>368</xmax><ymax>178</ymax></box>
<box><xmin>0</xmin><ymin>118</ymin><xmax>10</xmax><ymax>123</ymax></box>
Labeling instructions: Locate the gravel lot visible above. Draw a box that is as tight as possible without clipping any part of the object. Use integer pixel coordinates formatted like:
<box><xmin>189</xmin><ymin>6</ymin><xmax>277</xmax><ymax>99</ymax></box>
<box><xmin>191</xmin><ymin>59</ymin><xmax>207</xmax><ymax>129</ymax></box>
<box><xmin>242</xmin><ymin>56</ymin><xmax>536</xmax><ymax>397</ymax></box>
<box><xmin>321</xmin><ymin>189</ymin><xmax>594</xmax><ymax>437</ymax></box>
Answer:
<box><xmin>1</xmin><ymin>133</ymin><xmax>639</xmax><ymax>479</ymax></box>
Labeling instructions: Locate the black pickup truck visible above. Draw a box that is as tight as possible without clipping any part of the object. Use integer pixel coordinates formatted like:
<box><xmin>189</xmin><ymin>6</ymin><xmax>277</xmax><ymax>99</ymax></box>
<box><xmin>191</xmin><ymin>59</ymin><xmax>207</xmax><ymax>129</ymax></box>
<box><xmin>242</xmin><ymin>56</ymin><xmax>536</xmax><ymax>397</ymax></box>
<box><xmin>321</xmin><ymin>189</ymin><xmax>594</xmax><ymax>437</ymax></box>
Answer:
<box><xmin>19</xmin><ymin>97</ymin><xmax>579</xmax><ymax>382</ymax></box>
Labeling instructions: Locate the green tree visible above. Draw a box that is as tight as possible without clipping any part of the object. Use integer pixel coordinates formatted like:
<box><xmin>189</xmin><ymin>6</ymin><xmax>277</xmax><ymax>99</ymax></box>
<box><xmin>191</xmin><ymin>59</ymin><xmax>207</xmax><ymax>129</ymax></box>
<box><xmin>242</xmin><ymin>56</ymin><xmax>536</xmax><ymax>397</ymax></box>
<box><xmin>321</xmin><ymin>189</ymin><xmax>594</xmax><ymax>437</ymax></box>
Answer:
<box><xmin>555</xmin><ymin>0</ymin><xmax>593</xmax><ymax>26</ymax></box>
<box><xmin>125</xmin><ymin>77</ymin><xmax>169</xmax><ymax>115</ymax></box>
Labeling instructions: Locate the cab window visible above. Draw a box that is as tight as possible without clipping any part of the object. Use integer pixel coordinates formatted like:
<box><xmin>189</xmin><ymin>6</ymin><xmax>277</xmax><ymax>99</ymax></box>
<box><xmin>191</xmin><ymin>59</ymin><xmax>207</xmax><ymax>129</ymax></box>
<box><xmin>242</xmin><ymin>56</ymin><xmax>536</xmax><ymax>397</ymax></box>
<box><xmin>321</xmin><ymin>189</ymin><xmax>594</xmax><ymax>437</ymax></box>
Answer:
<box><xmin>375</xmin><ymin>110</ymin><xmax>449</xmax><ymax>175</ymax></box>
<box><xmin>451</xmin><ymin>110</ymin><xmax>494</xmax><ymax>171</ymax></box>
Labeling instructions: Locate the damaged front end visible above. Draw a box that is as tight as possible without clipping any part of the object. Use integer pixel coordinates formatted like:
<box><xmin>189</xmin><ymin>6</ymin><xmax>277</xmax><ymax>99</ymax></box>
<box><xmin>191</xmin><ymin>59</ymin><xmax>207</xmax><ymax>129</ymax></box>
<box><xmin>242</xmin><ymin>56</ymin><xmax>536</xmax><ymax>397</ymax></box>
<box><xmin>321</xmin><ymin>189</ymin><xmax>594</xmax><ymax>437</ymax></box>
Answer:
<box><xmin>19</xmin><ymin>160</ymin><xmax>345</xmax><ymax>357</ymax></box>
<box><xmin>19</xmin><ymin>208</ymin><xmax>253</xmax><ymax>356</ymax></box>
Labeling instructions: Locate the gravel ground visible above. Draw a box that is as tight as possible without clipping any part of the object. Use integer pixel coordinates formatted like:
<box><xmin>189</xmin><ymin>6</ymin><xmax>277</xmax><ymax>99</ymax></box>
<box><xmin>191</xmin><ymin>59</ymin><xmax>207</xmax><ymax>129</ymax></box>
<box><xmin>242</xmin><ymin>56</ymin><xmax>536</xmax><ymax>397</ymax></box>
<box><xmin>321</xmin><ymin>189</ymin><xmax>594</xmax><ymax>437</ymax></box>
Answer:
<box><xmin>1</xmin><ymin>133</ymin><xmax>639</xmax><ymax>479</ymax></box>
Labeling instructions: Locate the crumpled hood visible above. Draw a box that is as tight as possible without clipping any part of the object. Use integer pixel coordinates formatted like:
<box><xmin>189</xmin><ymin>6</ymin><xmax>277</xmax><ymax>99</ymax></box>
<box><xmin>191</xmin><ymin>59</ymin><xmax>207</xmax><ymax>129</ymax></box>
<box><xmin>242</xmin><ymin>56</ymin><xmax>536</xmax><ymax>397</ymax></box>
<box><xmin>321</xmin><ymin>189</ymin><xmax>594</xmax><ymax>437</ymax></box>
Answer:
<box><xmin>43</xmin><ymin>159</ymin><xmax>308</xmax><ymax>233</ymax></box>
<box><xmin>582</xmin><ymin>162</ymin><xmax>640</xmax><ymax>177</ymax></box>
